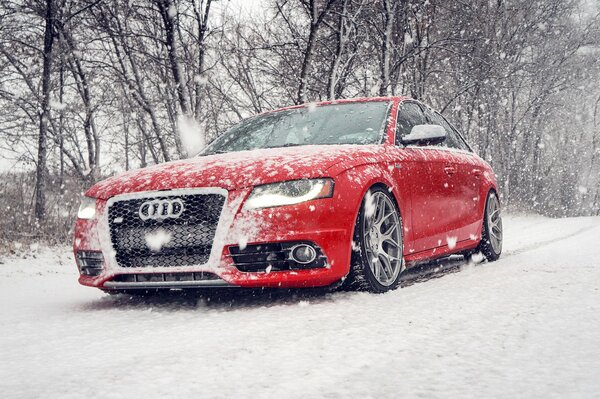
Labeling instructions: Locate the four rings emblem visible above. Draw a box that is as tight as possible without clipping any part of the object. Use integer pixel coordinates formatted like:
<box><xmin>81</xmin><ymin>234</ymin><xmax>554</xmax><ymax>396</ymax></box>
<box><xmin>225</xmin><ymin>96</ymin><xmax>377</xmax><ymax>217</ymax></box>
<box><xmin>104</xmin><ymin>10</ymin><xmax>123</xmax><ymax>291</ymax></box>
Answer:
<box><xmin>138</xmin><ymin>198</ymin><xmax>185</xmax><ymax>221</ymax></box>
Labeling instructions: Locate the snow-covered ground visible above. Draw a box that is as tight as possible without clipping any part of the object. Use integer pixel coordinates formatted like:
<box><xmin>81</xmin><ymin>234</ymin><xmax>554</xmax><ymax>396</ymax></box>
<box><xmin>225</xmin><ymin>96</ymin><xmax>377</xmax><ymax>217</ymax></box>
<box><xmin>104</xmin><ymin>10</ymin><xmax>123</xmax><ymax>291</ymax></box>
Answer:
<box><xmin>1</xmin><ymin>215</ymin><xmax>599</xmax><ymax>398</ymax></box>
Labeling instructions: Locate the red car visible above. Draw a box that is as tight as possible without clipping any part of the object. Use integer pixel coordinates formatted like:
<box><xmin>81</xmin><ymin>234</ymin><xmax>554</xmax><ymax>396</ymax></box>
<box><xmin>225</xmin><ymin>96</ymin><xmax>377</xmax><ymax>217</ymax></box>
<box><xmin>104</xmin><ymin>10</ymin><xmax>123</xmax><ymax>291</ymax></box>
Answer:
<box><xmin>74</xmin><ymin>97</ymin><xmax>502</xmax><ymax>294</ymax></box>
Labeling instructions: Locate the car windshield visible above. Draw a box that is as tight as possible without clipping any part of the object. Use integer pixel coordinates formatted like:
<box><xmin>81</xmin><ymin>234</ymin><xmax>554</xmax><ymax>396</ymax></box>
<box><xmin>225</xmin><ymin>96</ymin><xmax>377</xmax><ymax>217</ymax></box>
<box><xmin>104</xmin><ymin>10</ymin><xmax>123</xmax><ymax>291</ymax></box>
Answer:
<box><xmin>201</xmin><ymin>101</ymin><xmax>390</xmax><ymax>155</ymax></box>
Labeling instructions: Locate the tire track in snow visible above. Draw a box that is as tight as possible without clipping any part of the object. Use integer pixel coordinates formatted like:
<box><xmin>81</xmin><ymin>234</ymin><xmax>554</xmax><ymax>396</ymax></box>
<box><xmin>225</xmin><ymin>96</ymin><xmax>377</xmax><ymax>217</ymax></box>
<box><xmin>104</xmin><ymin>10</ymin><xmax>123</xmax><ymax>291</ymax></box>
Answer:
<box><xmin>401</xmin><ymin>219</ymin><xmax>600</xmax><ymax>287</ymax></box>
<box><xmin>503</xmin><ymin>223</ymin><xmax>600</xmax><ymax>258</ymax></box>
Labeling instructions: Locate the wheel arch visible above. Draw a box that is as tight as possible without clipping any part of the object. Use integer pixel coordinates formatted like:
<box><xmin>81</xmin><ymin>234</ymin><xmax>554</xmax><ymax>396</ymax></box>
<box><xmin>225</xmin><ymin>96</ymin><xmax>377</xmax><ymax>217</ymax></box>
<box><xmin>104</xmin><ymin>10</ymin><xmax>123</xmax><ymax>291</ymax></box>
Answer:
<box><xmin>345</xmin><ymin>177</ymin><xmax>405</xmax><ymax>234</ymax></box>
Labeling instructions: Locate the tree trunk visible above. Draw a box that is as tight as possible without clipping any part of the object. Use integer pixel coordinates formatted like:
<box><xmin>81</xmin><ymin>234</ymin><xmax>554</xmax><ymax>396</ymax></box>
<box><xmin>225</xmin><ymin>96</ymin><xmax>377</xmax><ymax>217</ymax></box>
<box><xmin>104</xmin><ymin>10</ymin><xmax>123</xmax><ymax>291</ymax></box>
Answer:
<box><xmin>193</xmin><ymin>0</ymin><xmax>213</xmax><ymax>119</ymax></box>
<box><xmin>378</xmin><ymin>0</ymin><xmax>395</xmax><ymax>97</ymax></box>
<box><xmin>58</xmin><ymin>62</ymin><xmax>64</xmax><ymax>192</ymax></box>
<box><xmin>297</xmin><ymin>24</ymin><xmax>317</xmax><ymax>104</ymax></box>
<box><xmin>157</xmin><ymin>0</ymin><xmax>190</xmax><ymax>115</ymax></box>
<box><xmin>327</xmin><ymin>0</ymin><xmax>349</xmax><ymax>100</ymax></box>
<box><xmin>35</xmin><ymin>0</ymin><xmax>55</xmax><ymax>222</ymax></box>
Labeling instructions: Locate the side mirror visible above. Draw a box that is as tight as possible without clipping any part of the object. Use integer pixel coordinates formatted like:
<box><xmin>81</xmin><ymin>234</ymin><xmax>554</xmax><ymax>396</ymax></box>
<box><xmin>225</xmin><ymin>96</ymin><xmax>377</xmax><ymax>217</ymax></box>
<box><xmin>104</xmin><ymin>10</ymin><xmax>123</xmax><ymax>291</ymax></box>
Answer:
<box><xmin>402</xmin><ymin>124</ymin><xmax>446</xmax><ymax>146</ymax></box>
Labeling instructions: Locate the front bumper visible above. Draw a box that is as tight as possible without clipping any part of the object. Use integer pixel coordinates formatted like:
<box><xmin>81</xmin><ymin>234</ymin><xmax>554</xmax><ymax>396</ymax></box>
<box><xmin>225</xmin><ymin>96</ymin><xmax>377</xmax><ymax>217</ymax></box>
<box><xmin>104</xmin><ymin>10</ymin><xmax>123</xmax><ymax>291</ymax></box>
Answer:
<box><xmin>74</xmin><ymin>186</ymin><xmax>357</xmax><ymax>290</ymax></box>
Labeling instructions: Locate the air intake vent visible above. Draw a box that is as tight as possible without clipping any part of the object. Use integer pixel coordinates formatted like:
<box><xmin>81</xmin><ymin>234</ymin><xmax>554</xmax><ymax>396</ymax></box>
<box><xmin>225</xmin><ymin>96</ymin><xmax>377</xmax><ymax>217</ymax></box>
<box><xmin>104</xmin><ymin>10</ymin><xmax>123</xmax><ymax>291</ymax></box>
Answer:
<box><xmin>112</xmin><ymin>271</ymin><xmax>220</xmax><ymax>283</ymax></box>
<box><xmin>76</xmin><ymin>251</ymin><xmax>104</xmax><ymax>276</ymax></box>
<box><xmin>229</xmin><ymin>241</ymin><xmax>327</xmax><ymax>273</ymax></box>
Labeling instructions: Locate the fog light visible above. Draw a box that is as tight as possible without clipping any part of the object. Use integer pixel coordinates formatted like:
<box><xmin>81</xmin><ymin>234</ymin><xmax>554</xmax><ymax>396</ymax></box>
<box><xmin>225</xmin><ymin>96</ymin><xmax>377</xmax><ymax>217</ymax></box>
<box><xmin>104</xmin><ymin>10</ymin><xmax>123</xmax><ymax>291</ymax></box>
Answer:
<box><xmin>290</xmin><ymin>244</ymin><xmax>317</xmax><ymax>264</ymax></box>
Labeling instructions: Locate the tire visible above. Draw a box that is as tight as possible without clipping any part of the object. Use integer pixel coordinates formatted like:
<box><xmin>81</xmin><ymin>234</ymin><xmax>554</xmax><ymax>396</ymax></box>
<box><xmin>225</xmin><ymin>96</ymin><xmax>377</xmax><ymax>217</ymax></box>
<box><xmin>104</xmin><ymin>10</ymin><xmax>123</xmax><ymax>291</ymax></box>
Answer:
<box><xmin>477</xmin><ymin>191</ymin><xmax>503</xmax><ymax>261</ymax></box>
<box><xmin>344</xmin><ymin>186</ymin><xmax>404</xmax><ymax>293</ymax></box>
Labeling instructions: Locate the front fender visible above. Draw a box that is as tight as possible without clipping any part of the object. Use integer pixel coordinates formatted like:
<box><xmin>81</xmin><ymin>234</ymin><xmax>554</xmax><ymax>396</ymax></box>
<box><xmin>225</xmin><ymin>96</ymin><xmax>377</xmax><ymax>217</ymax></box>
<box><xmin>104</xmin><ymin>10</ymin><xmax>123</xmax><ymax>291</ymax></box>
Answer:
<box><xmin>333</xmin><ymin>162</ymin><xmax>411</xmax><ymax>254</ymax></box>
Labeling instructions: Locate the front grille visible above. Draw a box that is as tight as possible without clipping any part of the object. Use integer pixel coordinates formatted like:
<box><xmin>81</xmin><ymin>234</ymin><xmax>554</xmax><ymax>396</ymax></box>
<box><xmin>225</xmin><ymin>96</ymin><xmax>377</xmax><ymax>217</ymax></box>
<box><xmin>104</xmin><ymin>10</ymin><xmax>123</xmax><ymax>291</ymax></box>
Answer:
<box><xmin>108</xmin><ymin>192</ymin><xmax>225</xmax><ymax>268</ymax></box>
<box><xmin>229</xmin><ymin>241</ymin><xmax>327</xmax><ymax>273</ymax></box>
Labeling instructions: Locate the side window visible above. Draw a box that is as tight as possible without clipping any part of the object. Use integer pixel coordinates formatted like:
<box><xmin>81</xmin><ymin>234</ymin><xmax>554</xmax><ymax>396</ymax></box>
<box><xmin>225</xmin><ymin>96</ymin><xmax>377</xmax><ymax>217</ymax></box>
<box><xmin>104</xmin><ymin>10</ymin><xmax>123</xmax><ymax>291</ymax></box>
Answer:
<box><xmin>439</xmin><ymin>115</ymin><xmax>471</xmax><ymax>151</ymax></box>
<box><xmin>432</xmin><ymin>112</ymin><xmax>462</xmax><ymax>150</ymax></box>
<box><xmin>422</xmin><ymin>107</ymin><xmax>463</xmax><ymax>150</ymax></box>
<box><xmin>395</xmin><ymin>102</ymin><xmax>426</xmax><ymax>145</ymax></box>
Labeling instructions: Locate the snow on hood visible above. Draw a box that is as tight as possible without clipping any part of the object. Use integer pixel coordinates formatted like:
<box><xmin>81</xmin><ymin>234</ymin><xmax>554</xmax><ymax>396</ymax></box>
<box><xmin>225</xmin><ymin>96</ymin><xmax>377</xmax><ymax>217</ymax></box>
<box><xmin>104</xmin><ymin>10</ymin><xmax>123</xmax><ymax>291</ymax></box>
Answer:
<box><xmin>86</xmin><ymin>145</ymin><xmax>385</xmax><ymax>200</ymax></box>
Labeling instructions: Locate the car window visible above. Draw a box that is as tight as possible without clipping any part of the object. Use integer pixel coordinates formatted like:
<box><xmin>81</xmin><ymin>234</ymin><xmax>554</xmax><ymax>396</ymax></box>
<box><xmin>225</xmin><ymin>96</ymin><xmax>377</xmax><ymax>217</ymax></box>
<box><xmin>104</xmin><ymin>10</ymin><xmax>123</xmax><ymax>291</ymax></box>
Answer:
<box><xmin>422</xmin><ymin>107</ymin><xmax>465</xmax><ymax>150</ymax></box>
<box><xmin>438</xmin><ymin>114</ymin><xmax>471</xmax><ymax>151</ymax></box>
<box><xmin>395</xmin><ymin>102</ymin><xmax>426</xmax><ymax>145</ymax></box>
<box><xmin>431</xmin><ymin>112</ymin><xmax>465</xmax><ymax>150</ymax></box>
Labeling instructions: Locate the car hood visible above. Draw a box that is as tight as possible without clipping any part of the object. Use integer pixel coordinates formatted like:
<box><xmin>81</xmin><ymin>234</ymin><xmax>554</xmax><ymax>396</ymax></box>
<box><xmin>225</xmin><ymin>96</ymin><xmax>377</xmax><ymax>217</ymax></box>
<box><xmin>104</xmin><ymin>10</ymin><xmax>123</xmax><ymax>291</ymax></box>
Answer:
<box><xmin>86</xmin><ymin>145</ymin><xmax>385</xmax><ymax>200</ymax></box>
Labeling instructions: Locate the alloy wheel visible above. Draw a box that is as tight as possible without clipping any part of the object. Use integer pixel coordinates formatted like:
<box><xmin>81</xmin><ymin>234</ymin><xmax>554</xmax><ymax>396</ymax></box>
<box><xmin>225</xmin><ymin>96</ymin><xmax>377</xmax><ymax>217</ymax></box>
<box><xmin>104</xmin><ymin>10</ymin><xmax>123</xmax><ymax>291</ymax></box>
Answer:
<box><xmin>362</xmin><ymin>192</ymin><xmax>403</xmax><ymax>286</ymax></box>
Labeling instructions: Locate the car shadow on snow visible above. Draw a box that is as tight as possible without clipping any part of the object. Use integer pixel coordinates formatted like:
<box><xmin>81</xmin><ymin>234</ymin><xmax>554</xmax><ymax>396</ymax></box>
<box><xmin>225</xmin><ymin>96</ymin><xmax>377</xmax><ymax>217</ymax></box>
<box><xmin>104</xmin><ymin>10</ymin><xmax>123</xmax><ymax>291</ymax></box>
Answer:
<box><xmin>400</xmin><ymin>255</ymin><xmax>467</xmax><ymax>287</ymax></box>
<box><xmin>80</xmin><ymin>255</ymin><xmax>473</xmax><ymax>312</ymax></box>
<box><xmin>80</xmin><ymin>286</ymin><xmax>346</xmax><ymax>311</ymax></box>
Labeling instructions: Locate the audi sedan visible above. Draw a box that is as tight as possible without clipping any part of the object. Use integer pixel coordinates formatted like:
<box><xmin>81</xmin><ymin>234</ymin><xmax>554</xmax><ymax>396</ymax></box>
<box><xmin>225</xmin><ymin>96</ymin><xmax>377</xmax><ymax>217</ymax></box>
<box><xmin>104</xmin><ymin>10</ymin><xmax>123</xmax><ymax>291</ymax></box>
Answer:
<box><xmin>74</xmin><ymin>97</ymin><xmax>502</xmax><ymax>294</ymax></box>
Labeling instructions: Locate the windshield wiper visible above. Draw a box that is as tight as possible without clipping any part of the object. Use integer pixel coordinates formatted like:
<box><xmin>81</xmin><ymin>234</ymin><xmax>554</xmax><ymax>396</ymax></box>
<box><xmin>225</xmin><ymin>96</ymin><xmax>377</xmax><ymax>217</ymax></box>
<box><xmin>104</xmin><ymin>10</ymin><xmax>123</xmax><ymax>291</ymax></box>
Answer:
<box><xmin>264</xmin><ymin>143</ymin><xmax>304</xmax><ymax>149</ymax></box>
<box><xmin>200</xmin><ymin>150</ymin><xmax>229</xmax><ymax>155</ymax></box>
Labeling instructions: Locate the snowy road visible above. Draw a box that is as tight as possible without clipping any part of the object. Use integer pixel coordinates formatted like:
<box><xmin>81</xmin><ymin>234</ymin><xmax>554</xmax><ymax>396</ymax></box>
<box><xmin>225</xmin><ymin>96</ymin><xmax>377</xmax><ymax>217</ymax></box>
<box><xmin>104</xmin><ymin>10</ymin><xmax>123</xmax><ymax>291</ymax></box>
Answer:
<box><xmin>1</xmin><ymin>215</ymin><xmax>599</xmax><ymax>399</ymax></box>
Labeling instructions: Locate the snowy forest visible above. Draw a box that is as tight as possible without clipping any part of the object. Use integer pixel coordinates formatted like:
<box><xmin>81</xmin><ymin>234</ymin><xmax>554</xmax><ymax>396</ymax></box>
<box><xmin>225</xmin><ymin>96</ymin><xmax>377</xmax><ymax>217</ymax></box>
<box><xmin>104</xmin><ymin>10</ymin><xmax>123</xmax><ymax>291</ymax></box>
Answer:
<box><xmin>1</xmin><ymin>0</ymin><xmax>599</xmax><ymax>245</ymax></box>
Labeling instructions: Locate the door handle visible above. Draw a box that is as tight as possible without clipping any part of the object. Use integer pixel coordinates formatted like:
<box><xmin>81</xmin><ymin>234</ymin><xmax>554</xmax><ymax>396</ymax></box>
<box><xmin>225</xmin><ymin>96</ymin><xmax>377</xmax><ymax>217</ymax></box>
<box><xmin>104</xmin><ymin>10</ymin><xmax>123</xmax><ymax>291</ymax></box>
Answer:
<box><xmin>444</xmin><ymin>165</ymin><xmax>457</xmax><ymax>175</ymax></box>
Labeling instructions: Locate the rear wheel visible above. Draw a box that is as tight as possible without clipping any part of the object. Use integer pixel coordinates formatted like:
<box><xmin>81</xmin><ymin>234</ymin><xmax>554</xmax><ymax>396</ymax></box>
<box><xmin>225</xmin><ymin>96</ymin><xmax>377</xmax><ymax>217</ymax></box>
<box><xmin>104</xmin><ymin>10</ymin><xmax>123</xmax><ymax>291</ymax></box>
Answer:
<box><xmin>477</xmin><ymin>191</ymin><xmax>503</xmax><ymax>261</ymax></box>
<box><xmin>344</xmin><ymin>187</ymin><xmax>404</xmax><ymax>293</ymax></box>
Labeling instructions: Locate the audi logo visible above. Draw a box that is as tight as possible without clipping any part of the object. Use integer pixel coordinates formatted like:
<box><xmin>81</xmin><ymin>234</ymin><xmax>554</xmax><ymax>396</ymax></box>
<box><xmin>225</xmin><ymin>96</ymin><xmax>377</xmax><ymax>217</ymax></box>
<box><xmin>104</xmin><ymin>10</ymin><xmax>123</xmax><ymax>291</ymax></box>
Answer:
<box><xmin>138</xmin><ymin>198</ymin><xmax>185</xmax><ymax>221</ymax></box>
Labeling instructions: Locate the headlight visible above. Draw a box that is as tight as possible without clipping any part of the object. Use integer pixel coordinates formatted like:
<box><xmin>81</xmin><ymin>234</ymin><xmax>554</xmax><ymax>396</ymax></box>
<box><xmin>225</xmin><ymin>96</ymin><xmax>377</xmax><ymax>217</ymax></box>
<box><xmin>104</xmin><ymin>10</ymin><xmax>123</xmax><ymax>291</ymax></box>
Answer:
<box><xmin>77</xmin><ymin>196</ymin><xmax>97</xmax><ymax>219</ymax></box>
<box><xmin>244</xmin><ymin>178</ymin><xmax>334</xmax><ymax>210</ymax></box>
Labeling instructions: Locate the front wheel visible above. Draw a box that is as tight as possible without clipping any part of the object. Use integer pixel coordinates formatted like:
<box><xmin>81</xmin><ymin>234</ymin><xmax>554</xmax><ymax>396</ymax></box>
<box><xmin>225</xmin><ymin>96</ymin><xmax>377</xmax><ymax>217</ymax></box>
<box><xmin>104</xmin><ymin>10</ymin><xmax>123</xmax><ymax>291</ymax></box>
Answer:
<box><xmin>344</xmin><ymin>187</ymin><xmax>404</xmax><ymax>293</ymax></box>
<box><xmin>477</xmin><ymin>191</ymin><xmax>503</xmax><ymax>261</ymax></box>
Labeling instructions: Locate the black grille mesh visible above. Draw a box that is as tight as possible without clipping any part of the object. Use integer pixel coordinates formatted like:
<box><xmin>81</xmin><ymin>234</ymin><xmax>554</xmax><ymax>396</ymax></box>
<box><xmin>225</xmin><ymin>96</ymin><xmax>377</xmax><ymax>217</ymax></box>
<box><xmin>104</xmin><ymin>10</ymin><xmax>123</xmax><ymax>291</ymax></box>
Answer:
<box><xmin>108</xmin><ymin>193</ymin><xmax>225</xmax><ymax>267</ymax></box>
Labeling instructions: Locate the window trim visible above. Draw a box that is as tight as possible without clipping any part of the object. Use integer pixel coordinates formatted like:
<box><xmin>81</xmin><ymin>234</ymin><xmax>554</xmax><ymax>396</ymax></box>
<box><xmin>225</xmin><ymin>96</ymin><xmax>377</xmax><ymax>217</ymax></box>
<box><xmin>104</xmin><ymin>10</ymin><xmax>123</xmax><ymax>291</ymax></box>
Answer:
<box><xmin>436</xmin><ymin>112</ymin><xmax>473</xmax><ymax>153</ymax></box>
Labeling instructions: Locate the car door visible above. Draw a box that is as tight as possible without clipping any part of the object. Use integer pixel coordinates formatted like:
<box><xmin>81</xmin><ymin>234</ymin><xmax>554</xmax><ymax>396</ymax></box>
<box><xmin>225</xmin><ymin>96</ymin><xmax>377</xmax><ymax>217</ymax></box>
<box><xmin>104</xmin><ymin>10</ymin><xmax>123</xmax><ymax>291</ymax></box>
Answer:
<box><xmin>390</xmin><ymin>101</ymin><xmax>449</xmax><ymax>254</ymax></box>
<box><xmin>396</xmin><ymin>105</ymin><xmax>463</xmax><ymax>251</ymax></box>
<box><xmin>423</xmin><ymin>107</ymin><xmax>481</xmax><ymax>243</ymax></box>
<box><xmin>434</xmin><ymin>112</ymin><xmax>483</xmax><ymax>241</ymax></box>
